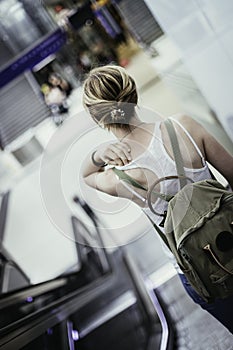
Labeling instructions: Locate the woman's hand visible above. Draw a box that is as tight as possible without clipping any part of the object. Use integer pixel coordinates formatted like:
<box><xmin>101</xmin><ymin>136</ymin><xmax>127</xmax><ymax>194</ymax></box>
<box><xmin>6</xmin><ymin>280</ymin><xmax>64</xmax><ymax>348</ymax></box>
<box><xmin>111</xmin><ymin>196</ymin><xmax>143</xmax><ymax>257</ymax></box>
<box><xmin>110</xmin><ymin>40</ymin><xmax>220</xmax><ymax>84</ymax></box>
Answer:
<box><xmin>82</xmin><ymin>141</ymin><xmax>132</xmax><ymax>190</ymax></box>
<box><xmin>95</xmin><ymin>142</ymin><xmax>132</xmax><ymax>166</ymax></box>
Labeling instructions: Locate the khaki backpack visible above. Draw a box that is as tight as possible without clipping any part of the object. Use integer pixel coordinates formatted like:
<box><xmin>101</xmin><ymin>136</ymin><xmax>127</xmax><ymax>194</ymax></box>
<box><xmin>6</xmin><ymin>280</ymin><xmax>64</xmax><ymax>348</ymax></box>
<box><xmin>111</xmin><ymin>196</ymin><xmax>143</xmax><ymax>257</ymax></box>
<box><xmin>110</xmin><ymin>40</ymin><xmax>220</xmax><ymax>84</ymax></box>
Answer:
<box><xmin>113</xmin><ymin>118</ymin><xmax>233</xmax><ymax>302</ymax></box>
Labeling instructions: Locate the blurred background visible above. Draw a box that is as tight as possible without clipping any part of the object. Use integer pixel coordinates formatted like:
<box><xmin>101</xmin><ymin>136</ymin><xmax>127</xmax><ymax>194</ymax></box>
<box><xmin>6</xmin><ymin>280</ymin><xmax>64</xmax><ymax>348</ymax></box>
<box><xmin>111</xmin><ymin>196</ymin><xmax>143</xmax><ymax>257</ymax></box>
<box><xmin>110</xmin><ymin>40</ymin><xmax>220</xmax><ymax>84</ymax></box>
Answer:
<box><xmin>0</xmin><ymin>1</ymin><xmax>233</xmax><ymax>349</ymax></box>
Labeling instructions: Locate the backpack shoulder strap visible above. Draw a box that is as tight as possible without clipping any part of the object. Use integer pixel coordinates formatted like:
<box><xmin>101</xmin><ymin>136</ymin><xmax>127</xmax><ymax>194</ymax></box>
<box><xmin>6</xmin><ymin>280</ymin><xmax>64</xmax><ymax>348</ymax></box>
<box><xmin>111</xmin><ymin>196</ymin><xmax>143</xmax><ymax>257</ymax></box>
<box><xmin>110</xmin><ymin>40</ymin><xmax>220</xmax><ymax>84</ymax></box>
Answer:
<box><xmin>164</xmin><ymin>118</ymin><xmax>187</xmax><ymax>189</ymax></box>
<box><xmin>112</xmin><ymin>167</ymin><xmax>173</xmax><ymax>202</ymax></box>
<box><xmin>112</xmin><ymin>167</ymin><xmax>171</xmax><ymax>249</ymax></box>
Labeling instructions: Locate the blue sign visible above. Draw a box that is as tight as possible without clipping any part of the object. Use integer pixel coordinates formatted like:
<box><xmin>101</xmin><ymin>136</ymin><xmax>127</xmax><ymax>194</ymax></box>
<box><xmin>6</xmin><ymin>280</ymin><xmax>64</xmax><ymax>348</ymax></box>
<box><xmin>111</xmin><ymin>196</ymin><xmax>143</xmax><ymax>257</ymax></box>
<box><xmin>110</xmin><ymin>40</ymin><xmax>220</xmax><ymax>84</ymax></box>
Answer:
<box><xmin>94</xmin><ymin>7</ymin><xmax>121</xmax><ymax>39</ymax></box>
<box><xmin>0</xmin><ymin>28</ymin><xmax>67</xmax><ymax>89</ymax></box>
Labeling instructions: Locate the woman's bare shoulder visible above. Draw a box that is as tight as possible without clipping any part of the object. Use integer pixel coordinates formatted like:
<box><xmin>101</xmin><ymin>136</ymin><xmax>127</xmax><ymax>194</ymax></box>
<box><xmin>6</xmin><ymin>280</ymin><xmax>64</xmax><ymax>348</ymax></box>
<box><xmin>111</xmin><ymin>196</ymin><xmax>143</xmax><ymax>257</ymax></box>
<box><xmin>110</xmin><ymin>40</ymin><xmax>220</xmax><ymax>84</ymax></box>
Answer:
<box><xmin>173</xmin><ymin>114</ymin><xmax>206</xmax><ymax>136</ymax></box>
<box><xmin>174</xmin><ymin>114</ymin><xmax>201</xmax><ymax>126</ymax></box>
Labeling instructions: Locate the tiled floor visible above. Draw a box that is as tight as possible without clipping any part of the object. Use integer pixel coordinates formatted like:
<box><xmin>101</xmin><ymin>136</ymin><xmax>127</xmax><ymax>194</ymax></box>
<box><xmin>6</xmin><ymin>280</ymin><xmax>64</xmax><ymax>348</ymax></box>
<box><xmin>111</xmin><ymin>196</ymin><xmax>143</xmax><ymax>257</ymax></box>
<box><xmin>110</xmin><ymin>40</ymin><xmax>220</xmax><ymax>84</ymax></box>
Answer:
<box><xmin>155</xmin><ymin>274</ymin><xmax>233</xmax><ymax>349</ymax></box>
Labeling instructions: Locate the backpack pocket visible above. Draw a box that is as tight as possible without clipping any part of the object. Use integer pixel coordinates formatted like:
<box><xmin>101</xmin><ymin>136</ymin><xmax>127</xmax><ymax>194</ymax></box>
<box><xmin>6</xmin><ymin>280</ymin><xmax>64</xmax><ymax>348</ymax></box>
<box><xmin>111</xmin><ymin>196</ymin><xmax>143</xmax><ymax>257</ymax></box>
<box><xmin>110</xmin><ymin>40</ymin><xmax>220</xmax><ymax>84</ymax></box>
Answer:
<box><xmin>210</xmin><ymin>263</ymin><xmax>233</xmax><ymax>297</ymax></box>
<box><xmin>178</xmin><ymin>248</ymin><xmax>211</xmax><ymax>301</ymax></box>
<box><xmin>183</xmin><ymin>269</ymin><xmax>210</xmax><ymax>301</ymax></box>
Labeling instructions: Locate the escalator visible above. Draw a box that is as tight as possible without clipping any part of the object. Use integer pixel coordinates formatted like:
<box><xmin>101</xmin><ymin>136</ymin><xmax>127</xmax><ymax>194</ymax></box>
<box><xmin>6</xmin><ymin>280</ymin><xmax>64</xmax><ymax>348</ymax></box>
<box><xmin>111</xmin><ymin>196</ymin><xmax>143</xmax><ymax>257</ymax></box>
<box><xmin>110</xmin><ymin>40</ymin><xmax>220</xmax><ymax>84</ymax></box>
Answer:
<box><xmin>0</xmin><ymin>192</ymin><xmax>175</xmax><ymax>350</ymax></box>
<box><xmin>0</xmin><ymin>248</ymin><xmax>175</xmax><ymax>350</ymax></box>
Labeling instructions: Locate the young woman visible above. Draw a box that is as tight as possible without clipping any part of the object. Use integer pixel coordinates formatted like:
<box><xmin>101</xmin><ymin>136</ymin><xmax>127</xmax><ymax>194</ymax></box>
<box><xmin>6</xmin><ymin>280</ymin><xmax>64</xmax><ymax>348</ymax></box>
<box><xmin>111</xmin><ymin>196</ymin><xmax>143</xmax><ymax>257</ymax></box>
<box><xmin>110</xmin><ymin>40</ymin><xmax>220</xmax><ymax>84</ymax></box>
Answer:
<box><xmin>81</xmin><ymin>65</ymin><xmax>233</xmax><ymax>333</ymax></box>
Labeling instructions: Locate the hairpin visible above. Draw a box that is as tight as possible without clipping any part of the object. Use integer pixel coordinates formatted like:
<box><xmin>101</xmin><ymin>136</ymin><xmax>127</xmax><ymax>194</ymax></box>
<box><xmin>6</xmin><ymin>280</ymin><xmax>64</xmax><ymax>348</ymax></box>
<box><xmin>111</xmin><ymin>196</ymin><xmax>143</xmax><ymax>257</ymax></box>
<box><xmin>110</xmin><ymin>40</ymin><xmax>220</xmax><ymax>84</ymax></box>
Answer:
<box><xmin>111</xmin><ymin>108</ymin><xmax>125</xmax><ymax>118</ymax></box>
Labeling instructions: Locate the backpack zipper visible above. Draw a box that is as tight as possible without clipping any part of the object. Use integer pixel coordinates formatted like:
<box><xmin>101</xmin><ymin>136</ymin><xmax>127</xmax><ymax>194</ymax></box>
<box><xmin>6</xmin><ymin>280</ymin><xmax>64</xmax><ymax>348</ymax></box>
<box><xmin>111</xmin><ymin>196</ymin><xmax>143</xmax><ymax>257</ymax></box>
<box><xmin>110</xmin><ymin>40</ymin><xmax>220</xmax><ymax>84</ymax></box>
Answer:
<box><xmin>222</xmin><ymin>193</ymin><xmax>233</xmax><ymax>205</ymax></box>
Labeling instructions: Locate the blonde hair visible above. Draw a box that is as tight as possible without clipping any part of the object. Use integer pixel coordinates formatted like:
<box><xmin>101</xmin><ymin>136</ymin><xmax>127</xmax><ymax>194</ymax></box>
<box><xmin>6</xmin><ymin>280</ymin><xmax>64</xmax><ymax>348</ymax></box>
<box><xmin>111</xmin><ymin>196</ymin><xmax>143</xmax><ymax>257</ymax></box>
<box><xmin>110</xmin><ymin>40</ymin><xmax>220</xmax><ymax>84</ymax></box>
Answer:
<box><xmin>82</xmin><ymin>65</ymin><xmax>138</xmax><ymax>131</ymax></box>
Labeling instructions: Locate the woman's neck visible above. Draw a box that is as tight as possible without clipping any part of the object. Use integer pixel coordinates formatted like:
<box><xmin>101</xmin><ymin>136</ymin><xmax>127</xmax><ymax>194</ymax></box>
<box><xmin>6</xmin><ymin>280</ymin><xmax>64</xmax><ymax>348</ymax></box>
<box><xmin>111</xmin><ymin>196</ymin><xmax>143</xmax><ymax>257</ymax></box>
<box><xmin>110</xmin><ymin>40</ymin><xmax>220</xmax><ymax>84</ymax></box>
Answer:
<box><xmin>112</xmin><ymin>117</ymin><xmax>145</xmax><ymax>141</ymax></box>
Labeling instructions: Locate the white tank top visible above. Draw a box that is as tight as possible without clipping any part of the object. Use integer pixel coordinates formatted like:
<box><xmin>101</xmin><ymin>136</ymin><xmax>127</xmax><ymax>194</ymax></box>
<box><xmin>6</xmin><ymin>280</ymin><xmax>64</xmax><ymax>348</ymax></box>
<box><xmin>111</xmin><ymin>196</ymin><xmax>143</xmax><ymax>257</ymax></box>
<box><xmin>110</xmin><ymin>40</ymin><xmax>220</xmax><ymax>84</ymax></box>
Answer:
<box><xmin>115</xmin><ymin>118</ymin><xmax>212</xmax><ymax>272</ymax></box>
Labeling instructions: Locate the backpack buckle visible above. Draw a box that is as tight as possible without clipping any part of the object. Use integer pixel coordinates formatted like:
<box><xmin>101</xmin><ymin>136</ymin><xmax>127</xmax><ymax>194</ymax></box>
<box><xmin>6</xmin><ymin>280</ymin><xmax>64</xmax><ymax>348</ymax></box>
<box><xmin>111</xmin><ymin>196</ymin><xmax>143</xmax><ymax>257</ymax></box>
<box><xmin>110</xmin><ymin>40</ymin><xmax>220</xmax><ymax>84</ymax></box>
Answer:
<box><xmin>159</xmin><ymin>211</ymin><xmax>167</xmax><ymax>227</ymax></box>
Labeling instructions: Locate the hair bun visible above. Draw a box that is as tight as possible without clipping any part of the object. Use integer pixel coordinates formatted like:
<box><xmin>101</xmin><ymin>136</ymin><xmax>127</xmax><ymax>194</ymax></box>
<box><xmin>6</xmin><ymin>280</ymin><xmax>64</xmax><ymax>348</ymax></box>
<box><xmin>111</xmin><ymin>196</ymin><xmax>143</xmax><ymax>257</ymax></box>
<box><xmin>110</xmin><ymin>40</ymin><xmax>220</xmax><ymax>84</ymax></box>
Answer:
<box><xmin>110</xmin><ymin>108</ymin><xmax>125</xmax><ymax>121</ymax></box>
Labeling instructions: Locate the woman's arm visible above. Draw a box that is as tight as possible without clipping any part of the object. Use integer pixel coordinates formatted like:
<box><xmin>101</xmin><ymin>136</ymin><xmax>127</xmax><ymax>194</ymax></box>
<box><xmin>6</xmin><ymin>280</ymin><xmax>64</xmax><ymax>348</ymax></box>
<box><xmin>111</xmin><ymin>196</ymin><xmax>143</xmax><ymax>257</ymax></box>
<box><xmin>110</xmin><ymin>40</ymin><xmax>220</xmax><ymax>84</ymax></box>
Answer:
<box><xmin>202</xmin><ymin>129</ymin><xmax>233</xmax><ymax>189</ymax></box>
<box><xmin>82</xmin><ymin>142</ymin><xmax>132</xmax><ymax>195</ymax></box>
<box><xmin>178</xmin><ymin>115</ymin><xmax>233</xmax><ymax>189</ymax></box>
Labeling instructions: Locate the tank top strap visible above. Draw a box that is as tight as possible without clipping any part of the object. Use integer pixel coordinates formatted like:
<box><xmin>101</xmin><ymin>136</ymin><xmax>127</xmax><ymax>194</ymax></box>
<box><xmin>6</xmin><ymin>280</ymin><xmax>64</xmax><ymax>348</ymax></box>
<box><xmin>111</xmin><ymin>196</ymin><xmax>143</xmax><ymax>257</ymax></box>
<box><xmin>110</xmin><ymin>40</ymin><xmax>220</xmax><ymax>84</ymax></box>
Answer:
<box><xmin>169</xmin><ymin>117</ymin><xmax>206</xmax><ymax>166</ymax></box>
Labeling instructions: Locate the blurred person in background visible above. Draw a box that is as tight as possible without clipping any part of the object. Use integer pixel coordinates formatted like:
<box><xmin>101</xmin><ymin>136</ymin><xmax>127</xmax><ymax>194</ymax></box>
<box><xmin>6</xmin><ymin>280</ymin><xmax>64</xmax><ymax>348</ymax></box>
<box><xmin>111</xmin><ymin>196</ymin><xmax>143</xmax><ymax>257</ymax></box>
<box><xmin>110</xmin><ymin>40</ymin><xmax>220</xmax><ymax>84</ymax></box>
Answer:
<box><xmin>48</xmin><ymin>72</ymin><xmax>73</xmax><ymax>97</ymax></box>
<box><xmin>41</xmin><ymin>82</ymin><xmax>68</xmax><ymax>125</ymax></box>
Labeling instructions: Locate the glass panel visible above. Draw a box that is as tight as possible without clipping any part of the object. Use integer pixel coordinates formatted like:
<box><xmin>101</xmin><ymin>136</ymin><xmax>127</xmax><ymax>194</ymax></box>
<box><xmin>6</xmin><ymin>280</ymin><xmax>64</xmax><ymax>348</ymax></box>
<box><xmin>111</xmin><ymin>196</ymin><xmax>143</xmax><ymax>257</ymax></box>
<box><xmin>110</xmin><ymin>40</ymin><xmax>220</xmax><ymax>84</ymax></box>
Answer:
<box><xmin>0</xmin><ymin>178</ymin><xmax>81</xmax><ymax>294</ymax></box>
<box><xmin>0</xmin><ymin>0</ymin><xmax>42</xmax><ymax>51</ymax></box>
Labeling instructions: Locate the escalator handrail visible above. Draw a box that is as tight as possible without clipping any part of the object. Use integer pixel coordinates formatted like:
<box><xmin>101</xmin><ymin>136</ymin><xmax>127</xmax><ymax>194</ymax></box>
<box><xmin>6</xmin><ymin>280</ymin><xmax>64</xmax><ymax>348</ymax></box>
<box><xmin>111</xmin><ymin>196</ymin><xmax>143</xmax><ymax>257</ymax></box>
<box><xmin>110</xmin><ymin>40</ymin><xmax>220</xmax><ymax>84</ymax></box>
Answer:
<box><xmin>0</xmin><ymin>272</ymin><xmax>114</xmax><ymax>343</ymax></box>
